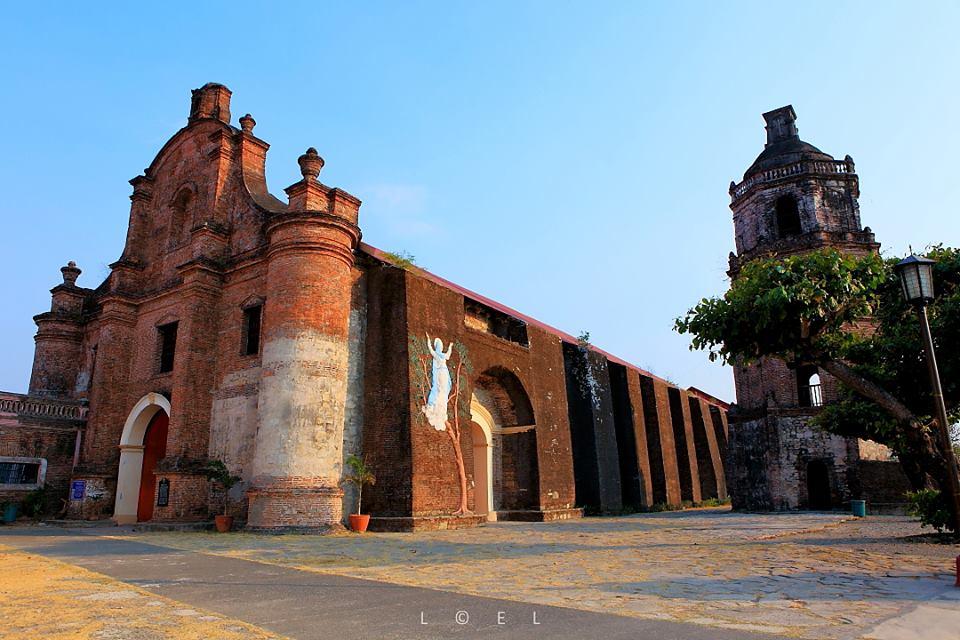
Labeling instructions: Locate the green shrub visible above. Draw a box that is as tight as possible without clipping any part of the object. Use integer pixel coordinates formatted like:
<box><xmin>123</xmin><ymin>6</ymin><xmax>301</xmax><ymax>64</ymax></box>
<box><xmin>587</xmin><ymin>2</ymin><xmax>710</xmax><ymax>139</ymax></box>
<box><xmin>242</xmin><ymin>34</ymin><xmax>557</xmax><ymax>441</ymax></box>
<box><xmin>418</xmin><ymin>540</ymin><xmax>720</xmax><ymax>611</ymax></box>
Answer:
<box><xmin>698</xmin><ymin>497</ymin><xmax>731</xmax><ymax>507</ymax></box>
<box><xmin>383</xmin><ymin>251</ymin><xmax>416</xmax><ymax>270</ymax></box>
<box><xmin>21</xmin><ymin>486</ymin><xmax>47</xmax><ymax>518</ymax></box>
<box><xmin>906</xmin><ymin>489</ymin><xmax>954</xmax><ymax>533</ymax></box>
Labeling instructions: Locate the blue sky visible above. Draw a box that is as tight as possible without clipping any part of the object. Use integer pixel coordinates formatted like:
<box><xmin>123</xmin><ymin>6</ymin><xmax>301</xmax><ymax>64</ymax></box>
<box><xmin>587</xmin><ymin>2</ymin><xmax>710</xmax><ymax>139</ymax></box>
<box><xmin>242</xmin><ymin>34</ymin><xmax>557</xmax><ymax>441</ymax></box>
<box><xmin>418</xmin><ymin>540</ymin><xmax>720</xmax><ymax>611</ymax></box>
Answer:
<box><xmin>1</xmin><ymin>1</ymin><xmax>958</xmax><ymax>400</ymax></box>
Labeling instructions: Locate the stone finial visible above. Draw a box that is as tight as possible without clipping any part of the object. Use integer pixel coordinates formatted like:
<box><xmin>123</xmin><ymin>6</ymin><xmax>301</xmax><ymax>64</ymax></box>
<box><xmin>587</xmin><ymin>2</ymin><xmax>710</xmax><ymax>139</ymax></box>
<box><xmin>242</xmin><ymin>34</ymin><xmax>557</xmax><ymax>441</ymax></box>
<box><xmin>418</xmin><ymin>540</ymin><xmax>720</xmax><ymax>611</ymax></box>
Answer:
<box><xmin>61</xmin><ymin>261</ymin><xmax>81</xmax><ymax>286</ymax></box>
<box><xmin>762</xmin><ymin>105</ymin><xmax>798</xmax><ymax>147</ymax></box>
<box><xmin>844</xmin><ymin>154</ymin><xmax>855</xmax><ymax>171</ymax></box>
<box><xmin>189</xmin><ymin>82</ymin><xmax>232</xmax><ymax>124</ymax></box>
<box><xmin>298</xmin><ymin>148</ymin><xmax>324</xmax><ymax>180</ymax></box>
<box><xmin>240</xmin><ymin>113</ymin><xmax>256</xmax><ymax>133</ymax></box>
<box><xmin>729</xmin><ymin>181</ymin><xmax>737</xmax><ymax>194</ymax></box>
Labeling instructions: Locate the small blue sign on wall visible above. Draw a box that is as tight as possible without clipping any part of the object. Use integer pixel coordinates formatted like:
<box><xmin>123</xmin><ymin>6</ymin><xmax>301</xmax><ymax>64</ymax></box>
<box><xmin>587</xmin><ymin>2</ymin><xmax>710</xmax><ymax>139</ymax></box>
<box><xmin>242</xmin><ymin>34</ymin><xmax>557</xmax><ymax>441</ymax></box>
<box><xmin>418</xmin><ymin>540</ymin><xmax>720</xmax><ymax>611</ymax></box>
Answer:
<box><xmin>70</xmin><ymin>480</ymin><xmax>86</xmax><ymax>501</ymax></box>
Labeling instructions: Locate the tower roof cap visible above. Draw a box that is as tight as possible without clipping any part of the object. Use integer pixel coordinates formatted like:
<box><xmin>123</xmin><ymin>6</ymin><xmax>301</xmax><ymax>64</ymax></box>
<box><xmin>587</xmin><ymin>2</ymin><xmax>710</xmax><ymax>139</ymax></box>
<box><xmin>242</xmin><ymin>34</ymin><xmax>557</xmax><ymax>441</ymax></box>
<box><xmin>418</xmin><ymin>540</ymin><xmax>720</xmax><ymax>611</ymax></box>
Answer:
<box><xmin>744</xmin><ymin>106</ymin><xmax>834</xmax><ymax>178</ymax></box>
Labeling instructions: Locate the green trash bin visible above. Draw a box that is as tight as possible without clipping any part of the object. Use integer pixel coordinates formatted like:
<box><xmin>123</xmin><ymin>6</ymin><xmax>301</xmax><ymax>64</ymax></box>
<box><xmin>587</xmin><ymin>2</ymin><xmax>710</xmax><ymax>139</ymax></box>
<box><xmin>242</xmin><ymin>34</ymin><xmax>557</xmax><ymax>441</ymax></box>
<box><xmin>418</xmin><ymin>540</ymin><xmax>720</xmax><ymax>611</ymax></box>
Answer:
<box><xmin>851</xmin><ymin>499</ymin><xmax>866</xmax><ymax>518</ymax></box>
<box><xmin>2</xmin><ymin>503</ymin><xmax>18</xmax><ymax>524</ymax></box>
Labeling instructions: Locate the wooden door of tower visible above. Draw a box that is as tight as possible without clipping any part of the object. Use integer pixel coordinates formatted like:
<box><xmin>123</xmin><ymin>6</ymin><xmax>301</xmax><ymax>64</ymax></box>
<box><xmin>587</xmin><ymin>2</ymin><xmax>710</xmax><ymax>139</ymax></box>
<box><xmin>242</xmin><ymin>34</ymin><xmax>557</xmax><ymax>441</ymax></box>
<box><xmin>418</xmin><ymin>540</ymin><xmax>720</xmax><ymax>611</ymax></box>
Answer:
<box><xmin>137</xmin><ymin>412</ymin><xmax>169</xmax><ymax>521</ymax></box>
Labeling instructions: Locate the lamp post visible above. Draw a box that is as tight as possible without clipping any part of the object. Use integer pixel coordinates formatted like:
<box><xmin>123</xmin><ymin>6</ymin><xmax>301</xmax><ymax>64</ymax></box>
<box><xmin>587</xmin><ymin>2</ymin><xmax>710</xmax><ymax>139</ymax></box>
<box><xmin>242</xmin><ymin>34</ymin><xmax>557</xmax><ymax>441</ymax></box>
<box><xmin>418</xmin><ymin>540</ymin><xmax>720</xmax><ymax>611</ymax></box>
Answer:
<box><xmin>894</xmin><ymin>254</ymin><xmax>960</xmax><ymax>535</ymax></box>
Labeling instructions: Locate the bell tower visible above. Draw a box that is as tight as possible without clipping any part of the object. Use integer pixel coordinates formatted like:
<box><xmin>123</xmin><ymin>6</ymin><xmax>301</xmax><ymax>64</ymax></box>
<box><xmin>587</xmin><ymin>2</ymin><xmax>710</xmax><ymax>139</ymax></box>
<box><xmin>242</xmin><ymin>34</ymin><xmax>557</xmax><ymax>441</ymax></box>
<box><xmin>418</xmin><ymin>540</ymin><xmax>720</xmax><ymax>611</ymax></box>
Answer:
<box><xmin>728</xmin><ymin>105</ymin><xmax>877</xmax><ymax>277</ymax></box>
<box><xmin>725</xmin><ymin>106</ymin><xmax>881</xmax><ymax>511</ymax></box>
<box><xmin>728</xmin><ymin>106</ymin><xmax>879</xmax><ymax>411</ymax></box>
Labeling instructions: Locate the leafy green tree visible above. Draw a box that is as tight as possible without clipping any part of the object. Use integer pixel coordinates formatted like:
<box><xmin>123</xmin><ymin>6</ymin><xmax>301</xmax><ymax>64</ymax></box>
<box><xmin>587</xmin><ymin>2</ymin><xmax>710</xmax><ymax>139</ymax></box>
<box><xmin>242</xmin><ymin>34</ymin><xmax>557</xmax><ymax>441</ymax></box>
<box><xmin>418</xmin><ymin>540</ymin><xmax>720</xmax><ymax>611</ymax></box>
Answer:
<box><xmin>342</xmin><ymin>454</ymin><xmax>376</xmax><ymax>516</ymax></box>
<box><xmin>204</xmin><ymin>460</ymin><xmax>242</xmax><ymax>516</ymax></box>
<box><xmin>676</xmin><ymin>247</ymin><xmax>960</xmax><ymax>531</ymax></box>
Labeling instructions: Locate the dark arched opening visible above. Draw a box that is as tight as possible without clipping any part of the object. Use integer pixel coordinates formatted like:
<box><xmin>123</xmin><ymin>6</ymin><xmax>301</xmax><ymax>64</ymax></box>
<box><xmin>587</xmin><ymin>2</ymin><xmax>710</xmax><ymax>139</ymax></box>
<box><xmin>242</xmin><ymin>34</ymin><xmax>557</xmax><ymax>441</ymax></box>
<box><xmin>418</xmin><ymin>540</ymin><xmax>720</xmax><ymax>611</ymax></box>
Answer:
<box><xmin>168</xmin><ymin>187</ymin><xmax>194</xmax><ymax>248</ymax></box>
<box><xmin>806</xmin><ymin>460</ymin><xmax>832</xmax><ymax>510</ymax></box>
<box><xmin>473</xmin><ymin>367</ymin><xmax>539</xmax><ymax>512</ymax></box>
<box><xmin>775</xmin><ymin>194</ymin><xmax>802</xmax><ymax>238</ymax></box>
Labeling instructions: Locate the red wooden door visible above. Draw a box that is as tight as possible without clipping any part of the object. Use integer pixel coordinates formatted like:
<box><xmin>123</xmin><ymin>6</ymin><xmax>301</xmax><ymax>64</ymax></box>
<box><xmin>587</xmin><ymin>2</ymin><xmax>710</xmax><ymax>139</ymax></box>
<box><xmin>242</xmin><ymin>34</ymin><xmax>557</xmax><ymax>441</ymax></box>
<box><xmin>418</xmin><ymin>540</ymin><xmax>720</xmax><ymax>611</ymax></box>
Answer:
<box><xmin>137</xmin><ymin>411</ymin><xmax>169</xmax><ymax>522</ymax></box>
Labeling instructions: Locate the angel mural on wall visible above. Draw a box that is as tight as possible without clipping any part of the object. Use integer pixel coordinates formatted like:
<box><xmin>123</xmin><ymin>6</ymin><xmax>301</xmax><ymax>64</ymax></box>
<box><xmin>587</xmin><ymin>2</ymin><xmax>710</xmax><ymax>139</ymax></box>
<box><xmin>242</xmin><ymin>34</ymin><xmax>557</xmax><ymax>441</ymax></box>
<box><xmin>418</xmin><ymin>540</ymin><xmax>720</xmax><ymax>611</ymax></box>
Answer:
<box><xmin>411</xmin><ymin>333</ymin><xmax>473</xmax><ymax>515</ymax></box>
<box><xmin>422</xmin><ymin>335</ymin><xmax>453</xmax><ymax>431</ymax></box>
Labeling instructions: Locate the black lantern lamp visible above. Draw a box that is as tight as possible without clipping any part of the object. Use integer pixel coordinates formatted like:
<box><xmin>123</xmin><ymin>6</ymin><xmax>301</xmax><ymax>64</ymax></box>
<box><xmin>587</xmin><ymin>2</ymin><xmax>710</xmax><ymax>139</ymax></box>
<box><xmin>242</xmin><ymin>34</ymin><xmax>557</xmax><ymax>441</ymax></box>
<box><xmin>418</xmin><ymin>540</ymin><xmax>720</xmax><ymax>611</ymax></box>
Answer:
<box><xmin>894</xmin><ymin>251</ymin><xmax>960</xmax><ymax>533</ymax></box>
<box><xmin>894</xmin><ymin>254</ymin><xmax>936</xmax><ymax>305</ymax></box>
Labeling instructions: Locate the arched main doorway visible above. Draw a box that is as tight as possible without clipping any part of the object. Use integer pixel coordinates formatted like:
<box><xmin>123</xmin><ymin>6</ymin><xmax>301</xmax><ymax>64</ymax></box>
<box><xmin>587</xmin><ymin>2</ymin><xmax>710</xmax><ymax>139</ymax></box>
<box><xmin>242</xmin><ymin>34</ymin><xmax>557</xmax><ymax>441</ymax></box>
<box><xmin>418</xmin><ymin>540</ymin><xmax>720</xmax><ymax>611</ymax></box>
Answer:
<box><xmin>470</xmin><ymin>367</ymin><xmax>539</xmax><ymax>520</ymax></box>
<box><xmin>136</xmin><ymin>412</ymin><xmax>168</xmax><ymax>521</ymax></box>
<box><xmin>113</xmin><ymin>393</ymin><xmax>171</xmax><ymax>524</ymax></box>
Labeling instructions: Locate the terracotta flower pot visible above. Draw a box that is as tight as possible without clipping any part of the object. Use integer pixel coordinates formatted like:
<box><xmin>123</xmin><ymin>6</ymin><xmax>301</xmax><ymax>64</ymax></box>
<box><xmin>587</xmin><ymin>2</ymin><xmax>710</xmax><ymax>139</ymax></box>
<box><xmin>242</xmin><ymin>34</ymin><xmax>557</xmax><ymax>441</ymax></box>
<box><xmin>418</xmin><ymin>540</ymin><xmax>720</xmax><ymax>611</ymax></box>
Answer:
<box><xmin>349</xmin><ymin>513</ymin><xmax>370</xmax><ymax>533</ymax></box>
<box><xmin>214</xmin><ymin>515</ymin><xmax>233</xmax><ymax>533</ymax></box>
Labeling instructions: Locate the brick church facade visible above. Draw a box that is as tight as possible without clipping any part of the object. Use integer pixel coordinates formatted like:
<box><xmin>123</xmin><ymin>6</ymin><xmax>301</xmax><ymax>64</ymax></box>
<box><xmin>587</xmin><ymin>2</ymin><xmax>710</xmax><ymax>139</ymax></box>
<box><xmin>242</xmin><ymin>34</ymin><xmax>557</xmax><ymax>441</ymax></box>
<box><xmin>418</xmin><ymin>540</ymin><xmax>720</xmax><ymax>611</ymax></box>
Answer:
<box><xmin>2</xmin><ymin>83</ymin><xmax>730</xmax><ymax>530</ymax></box>
<box><xmin>725</xmin><ymin>106</ymin><xmax>910</xmax><ymax>512</ymax></box>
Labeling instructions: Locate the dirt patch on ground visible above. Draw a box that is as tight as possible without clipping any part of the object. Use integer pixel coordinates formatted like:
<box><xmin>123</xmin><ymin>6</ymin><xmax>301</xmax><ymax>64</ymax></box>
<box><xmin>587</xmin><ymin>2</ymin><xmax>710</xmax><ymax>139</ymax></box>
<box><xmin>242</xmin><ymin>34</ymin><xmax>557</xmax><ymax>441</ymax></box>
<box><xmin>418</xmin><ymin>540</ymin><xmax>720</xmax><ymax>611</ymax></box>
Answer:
<box><xmin>0</xmin><ymin>544</ymin><xmax>287</xmax><ymax>640</ymax></box>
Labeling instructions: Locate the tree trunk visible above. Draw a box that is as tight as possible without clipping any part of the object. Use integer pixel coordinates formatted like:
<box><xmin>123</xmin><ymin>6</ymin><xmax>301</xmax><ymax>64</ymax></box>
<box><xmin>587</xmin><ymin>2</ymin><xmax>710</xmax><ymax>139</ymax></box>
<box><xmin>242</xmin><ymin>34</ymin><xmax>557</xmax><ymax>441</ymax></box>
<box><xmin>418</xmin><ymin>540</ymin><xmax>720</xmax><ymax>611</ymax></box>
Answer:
<box><xmin>447</xmin><ymin>427</ymin><xmax>470</xmax><ymax>515</ymax></box>
<box><xmin>820</xmin><ymin>358</ymin><xmax>957</xmax><ymax>525</ymax></box>
<box><xmin>819</xmin><ymin>359</ymin><xmax>915</xmax><ymax>423</ymax></box>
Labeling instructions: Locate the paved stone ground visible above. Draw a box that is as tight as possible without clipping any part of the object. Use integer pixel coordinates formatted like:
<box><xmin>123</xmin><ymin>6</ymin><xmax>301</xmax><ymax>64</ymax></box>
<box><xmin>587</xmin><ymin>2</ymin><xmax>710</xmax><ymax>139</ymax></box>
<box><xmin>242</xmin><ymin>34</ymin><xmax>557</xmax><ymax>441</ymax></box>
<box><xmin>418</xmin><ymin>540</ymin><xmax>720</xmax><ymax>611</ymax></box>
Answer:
<box><xmin>0</xmin><ymin>527</ymin><xmax>773</xmax><ymax>640</ymax></box>
<box><xmin>105</xmin><ymin>508</ymin><xmax>959</xmax><ymax>639</ymax></box>
<box><xmin>0</xmin><ymin>543</ymin><xmax>284</xmax><ymax>640</ymax></box>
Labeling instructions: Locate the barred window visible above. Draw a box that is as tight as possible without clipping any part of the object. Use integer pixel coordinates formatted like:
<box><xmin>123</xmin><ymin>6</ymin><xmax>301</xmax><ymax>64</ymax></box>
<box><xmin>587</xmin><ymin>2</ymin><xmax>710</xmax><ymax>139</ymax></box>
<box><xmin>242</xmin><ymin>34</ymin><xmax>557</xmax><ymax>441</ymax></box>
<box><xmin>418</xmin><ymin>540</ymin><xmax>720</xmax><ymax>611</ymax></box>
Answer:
<box><xmin>797</xmin><ymin>365</ymin><xmax>823</xmax><ymax>408</ymax></box>
<box><xmin>0</xmin><ymin>461</ymin><xmax>40</xmax><ymax>485</ymax></box>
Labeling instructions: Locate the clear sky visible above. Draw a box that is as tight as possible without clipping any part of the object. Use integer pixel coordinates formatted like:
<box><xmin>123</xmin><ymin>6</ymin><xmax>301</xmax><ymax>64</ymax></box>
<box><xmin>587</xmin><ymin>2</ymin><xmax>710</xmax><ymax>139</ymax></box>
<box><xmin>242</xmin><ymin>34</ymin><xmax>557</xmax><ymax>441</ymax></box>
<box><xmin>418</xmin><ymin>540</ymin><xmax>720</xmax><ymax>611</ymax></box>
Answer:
<box><xmin>1</xmin><ymin>1</ymin><xmax>958</xmax><ymax>400</ymax></box>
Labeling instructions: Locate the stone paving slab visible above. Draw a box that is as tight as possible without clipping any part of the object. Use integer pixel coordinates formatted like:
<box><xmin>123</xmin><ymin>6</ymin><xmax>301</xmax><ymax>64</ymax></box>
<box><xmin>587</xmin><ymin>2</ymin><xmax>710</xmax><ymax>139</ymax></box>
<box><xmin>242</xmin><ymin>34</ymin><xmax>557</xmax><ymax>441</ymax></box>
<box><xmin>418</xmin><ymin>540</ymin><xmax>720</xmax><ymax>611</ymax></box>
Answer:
<box><xmin>98</xmin><ymin>508</ymin><xmax>959</xmax><ymax>639</ymax></box>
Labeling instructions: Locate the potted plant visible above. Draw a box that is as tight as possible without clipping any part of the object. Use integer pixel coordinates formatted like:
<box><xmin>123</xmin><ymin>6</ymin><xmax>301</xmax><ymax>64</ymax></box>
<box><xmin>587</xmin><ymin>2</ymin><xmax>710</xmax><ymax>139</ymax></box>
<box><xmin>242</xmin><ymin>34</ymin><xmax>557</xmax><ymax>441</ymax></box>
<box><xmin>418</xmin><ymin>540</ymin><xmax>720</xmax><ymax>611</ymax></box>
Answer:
<box><xmin>204</xmin><ymin>460</ymin><xmax>241</xmax><ymax>533</ymax></box>
<box><xmin>342</xmin><ymin>454</ymin><xmax>376</xmax><ymax>533</ymax></box>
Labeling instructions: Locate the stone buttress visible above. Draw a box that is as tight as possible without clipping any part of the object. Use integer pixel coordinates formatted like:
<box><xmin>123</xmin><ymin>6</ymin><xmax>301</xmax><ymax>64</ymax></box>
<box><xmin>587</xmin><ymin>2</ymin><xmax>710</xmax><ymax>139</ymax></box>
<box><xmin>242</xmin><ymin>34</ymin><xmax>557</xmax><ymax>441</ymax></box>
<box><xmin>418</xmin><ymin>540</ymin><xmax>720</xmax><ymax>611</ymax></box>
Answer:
<box><xmin>246</xmin><ymin>148</ymin><xmax>362</xmax><ymax>530</ymax></box>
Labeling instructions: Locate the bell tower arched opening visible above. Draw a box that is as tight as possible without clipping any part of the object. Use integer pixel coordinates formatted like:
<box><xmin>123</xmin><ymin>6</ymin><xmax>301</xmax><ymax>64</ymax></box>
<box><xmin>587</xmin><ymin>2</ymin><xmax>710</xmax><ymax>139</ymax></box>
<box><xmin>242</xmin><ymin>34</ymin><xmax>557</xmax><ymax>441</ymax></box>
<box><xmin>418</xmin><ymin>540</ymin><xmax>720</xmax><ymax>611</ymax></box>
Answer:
<box><xmin>775</xmin><ymin>194</ymin><xmax>802</xmax><ymax>238</ymax></box>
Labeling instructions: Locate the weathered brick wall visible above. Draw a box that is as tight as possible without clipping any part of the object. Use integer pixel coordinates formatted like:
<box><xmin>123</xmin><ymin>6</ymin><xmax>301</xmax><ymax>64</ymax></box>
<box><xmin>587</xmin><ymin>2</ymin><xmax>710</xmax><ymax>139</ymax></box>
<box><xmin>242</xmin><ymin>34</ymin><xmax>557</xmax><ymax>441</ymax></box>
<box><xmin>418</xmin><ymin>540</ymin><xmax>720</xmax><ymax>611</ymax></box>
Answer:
<box><xmin>728</xmin><ymin>410</ymin><xmax>857</xmax><ymax>510</ymax></box>
<box><xmin>150</xmin><ymin>472</ymin><xmax>208</xmax><ymax>521</ymax></box>
<box><xmin>668</xmin><ymin>388</ymin><xmax>700</xmax><ymax>504</ymax></box>
<box><xmin>732</xmin><ymin>174</ymin><xmax>863</xmax><ymax>257</ymax></box>
<box><xmin>622</xmin><ymin>368</ymin><xmax>654</xmax><ymax>508</ymax></box>
<box><xmin>609</xmin><ymin>362</ymin><xmax>645</xmax><ymax>508</ymax></box>
<box><xmin>563</xmin><ymin>343</ymin><xmax>623</xmax><ymax>512</ymax></box>
<box><xmin>402</xmin><ymin>272</ymin><xmax>578</xmax><ymax>518</ymax></box>
<box><xmin>0</xmin><ymin>422</ymin><xmax>77</xmax><ymax>515</ymax></box>
<box><xmin>734</xmin><ymin>356</ymin><xmax>843</xmax><ymax>412</ymax></box>
<box><xmin>360</xmin><ymin>263</ymin><xmax>413</xmax><ymax>517</ymax></box>
<box><xmin>856</xmin><ymin>460</ymin><xmax>911</xmax><ymax>507</ymax></box>
<box><xmin>688</xmin><ymin>396</ymin><xmax>723</xmax><ymax>500</ymax></box>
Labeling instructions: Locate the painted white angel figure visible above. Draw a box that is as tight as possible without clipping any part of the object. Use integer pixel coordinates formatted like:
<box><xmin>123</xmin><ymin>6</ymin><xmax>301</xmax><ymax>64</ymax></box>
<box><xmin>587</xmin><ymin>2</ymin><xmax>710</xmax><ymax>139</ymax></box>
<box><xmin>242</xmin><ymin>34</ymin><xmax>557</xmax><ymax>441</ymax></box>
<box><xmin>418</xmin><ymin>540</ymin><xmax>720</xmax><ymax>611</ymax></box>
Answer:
<box><xmin>421</xmin><ymin>334</ymin><xmax>454</xmax><ymax>431</ymax></box>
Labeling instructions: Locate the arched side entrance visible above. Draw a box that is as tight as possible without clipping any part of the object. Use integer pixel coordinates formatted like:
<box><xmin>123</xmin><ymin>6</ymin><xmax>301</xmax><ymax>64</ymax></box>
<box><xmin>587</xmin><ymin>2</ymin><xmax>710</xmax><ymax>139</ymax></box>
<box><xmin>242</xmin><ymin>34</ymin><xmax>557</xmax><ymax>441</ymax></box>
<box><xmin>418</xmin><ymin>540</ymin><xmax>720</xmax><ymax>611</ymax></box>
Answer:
<box><xmin>469</xmin><ymin>400</ymin><xmax>495</xmax><ymax>521</ymax></box>
<box><xmin>113</xmin><ymin>393</ymin><xmax>171</xmax><ymax>524</ymax></box>
<box><xmin>470</xmin><ymin>367</ymin><xmax>539</xmax><ymax>520</ymax></box>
